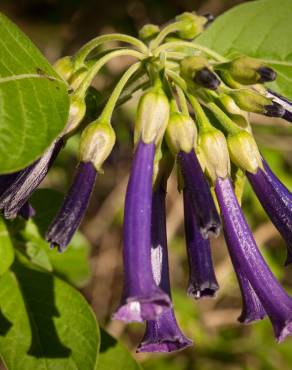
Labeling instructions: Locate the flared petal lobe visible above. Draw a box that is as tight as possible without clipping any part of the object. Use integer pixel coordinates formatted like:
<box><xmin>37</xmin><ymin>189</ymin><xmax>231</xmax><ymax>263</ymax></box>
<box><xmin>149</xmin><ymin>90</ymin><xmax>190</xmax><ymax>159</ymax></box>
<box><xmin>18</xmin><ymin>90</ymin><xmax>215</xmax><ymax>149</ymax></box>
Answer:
<box><xmin>178</xmin><ymin>150</ymin><xmax>221</xmax><ymax>238</ymax></box>
<box><xmin>247</xmin><ymin>159</ymin><xmax>292</xmax><ymax>265</ymax></box>
<box><xmin>183</xmin><ymin>188</ymin><xmax>219</xmax><ymax>298</ymax></box>
<box><xmin>138</xmin><ymin>187</ymin><xmax>192</xmax><ymax>352</ymax></box>
<box><xmin>46</xmin><ymin>161</ymin><xmax>97</xmax><ymax>252</ymax></box>
<box><xmin>215</xmin><ymin>177</ymin><xmax>292</xmax><ymax>342</ymax></box>
<box><xmin>0</xmin><ymin>138</ymin><xmax>63</xmax><ymax>219</ymax></box>
<box><xmin>114</xmin><ymin>141</ymin><xmax>171</xmax><ymax>323</ymax></box>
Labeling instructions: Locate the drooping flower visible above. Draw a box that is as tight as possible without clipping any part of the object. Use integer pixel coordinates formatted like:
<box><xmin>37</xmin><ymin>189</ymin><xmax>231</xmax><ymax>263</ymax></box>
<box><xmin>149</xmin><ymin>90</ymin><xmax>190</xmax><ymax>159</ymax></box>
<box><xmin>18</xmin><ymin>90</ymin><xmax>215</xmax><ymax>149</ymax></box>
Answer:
<box><xmin>0</xmin><ymin>138</ymin><xmax>63</xmax><ymax>219</ymax></box>
<box><xmin>267</xmin><ymin>90</ymin><xmax>292</xmax><ymax>123</ymax></box>
<box><xmin>246</xmin><ymin>158</ymin><xmax>292</xmax><ymax>265</ymax></box>
<box><xmin>114</xmin><ymin>141</ymin><xmax>171</xmax><ymax>322</ymax></box>
<box><xmin>46</xmin><ymin>161</ymin><xmax>97</xmax><ymax>252</ymax></box>
<box><xmin>215</xmin><ymin>176</ymin><xmax>292</xmax><ymax>342</ymax></box>
<box><xmin>178</xmin><ymin>150</ymin><xmax>221</xmax><ymax>238</ymax></box>
<box><xmin>183</xmin><ymin>188</ymin><xmax>219</xmax><ymax>298</ymax></box>
<box><xmin>137</xmin><ymin>185</ymin><xmax>192</xmax><ymax>352</ymax></box>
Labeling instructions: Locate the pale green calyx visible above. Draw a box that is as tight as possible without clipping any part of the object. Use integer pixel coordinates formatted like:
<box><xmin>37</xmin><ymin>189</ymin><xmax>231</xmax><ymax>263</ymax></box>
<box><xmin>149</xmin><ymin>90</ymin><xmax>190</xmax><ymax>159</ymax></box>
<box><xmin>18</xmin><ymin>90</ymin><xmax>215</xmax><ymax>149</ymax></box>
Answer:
<box><xmin>197</xmin><ymin>128</ymin><xmax>230</xmax><ymax>182</ymax></box>
<box><xmin>64</xmin><ymin>94</ymin><xmax>87</xmax><ymax>135</ymax></box>
<box><xmin>135</xmin><ymin>87</ymin><xmax>170</xmax><ymax>145</ymax></box>
<box><xmin>227</xmin><ymin>131</ymin><xmax>263</xmax><ymax>174</ymax></box>
<box><xmin>165</xmin><ymin>112</ymin><xmax>197</xmax><ymax>154</ymax></box>
<box><xmin>53</xmin><ymin>56</ymin><xmax>74</xmax><ymax>82</ymax></box>
<box><xmin>218</xmin><ymin>56</ymin><xmax>264</xmax><ymax>85</ymax></box>
<box><xmin>139</xmin><ymin>24</ymin><xmax>160</xmax><ymax>41</ymax></box>
<box><xmin>229</xmin><ymin>89</ymin><xmax>272</xmax><ymax>114</ymax></box>
<box><xmin>79</xmin><ymin>119</ymin><xmax>116</xmax><ymax>172</ymax></box>
<box><xmin>175</xmin><ymin>12</ymin><xmax>206</xmax><ymax>39</ymax></box>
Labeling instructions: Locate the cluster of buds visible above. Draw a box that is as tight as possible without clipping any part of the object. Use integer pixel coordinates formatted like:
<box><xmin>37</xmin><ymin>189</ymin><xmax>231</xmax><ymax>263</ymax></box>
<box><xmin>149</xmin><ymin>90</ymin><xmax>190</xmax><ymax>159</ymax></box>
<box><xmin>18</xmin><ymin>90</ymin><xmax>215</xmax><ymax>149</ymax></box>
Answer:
<box><xmin>1</xmin><ymin>11</ymin><xmax>292</xmax><ymax>352</ymax></box>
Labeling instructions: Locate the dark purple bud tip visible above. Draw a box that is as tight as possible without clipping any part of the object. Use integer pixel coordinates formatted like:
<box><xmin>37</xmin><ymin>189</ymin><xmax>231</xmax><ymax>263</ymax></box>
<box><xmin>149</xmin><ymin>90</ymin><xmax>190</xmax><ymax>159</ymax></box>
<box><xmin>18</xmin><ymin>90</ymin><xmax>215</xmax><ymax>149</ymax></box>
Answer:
<box><xmin>46</xmin><ymin>161</ymin><xmax>97</xmax><ymax>252</ymax></box>
<box><xmin>113</xmin><ymin>293</ymin><xmax>171</xmax><ymax>323</ymax></box>
<box><xmin>264</xmin><ymin>102</ymin><xmax>285</xmax><ymax>117</ymax></box>
<box><xmin>137</xmin><ymin>309</ymin><xmax>193</xmax><ymax>353</ymax></box>
<box><xmin>202</xmin><ymin>13</ymin><xmax>215</xmax><ymax>28</ymax></box>
<box><xmin>257</xmin><ymin>66</ymin><xmax>277</xmax><ymax>83</ymax></box>
<box><xmin>195</xmin><ymin>67</ymin><xmax>220</xmax><ymax>90</ymax></box>
<box><xmin>266</xmin><ymin>90</ymin><xmax>292</xmax><ymax>123</ymax></box>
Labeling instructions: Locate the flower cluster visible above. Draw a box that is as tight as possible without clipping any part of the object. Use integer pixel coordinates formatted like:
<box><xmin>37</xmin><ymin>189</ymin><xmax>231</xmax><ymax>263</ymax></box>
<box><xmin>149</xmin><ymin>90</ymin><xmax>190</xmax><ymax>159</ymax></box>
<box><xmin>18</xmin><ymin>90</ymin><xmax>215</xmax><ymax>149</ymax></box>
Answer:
<box><xmin>1</xmin><ymin>11</ymin><xmax>292</xmax><ymax>352</ymax></box>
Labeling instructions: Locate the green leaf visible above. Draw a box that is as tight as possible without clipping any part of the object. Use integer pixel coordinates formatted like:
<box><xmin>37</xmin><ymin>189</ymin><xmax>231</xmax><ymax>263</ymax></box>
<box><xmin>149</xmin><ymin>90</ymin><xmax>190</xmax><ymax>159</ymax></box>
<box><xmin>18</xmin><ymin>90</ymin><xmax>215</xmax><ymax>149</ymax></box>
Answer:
<box><xmin>0</xmin><ymin>13</ymin><xmax>69</xmax><ymax>173</ymax></box>
<box><xmin>197</xmin><ymin>0</ymin><xmax>292</xmax><ymax>98</ymax></box>
<box><xmin>0</xmin><ymin>217</ymin><xmax>14</xmax><ymax>275</ymax></box>
<box><xmin>0</xmin><ymin>260</ymin><xmax>100</xmax><ymax>370</ymax></box>
<box><xmin>97</xmin><ymin>328</ymin><xmax>142</xmax><ymax>370</ymax></box>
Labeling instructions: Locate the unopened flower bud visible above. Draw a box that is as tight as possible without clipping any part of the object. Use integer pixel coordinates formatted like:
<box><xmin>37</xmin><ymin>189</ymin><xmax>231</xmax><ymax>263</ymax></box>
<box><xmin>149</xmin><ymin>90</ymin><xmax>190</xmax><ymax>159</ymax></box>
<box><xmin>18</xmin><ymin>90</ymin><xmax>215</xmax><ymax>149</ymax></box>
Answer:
<box><xmin>197</xmin><ymin>129</ymin><xmax>230</xmax><ymax>182</ymax></box>
<box><xmin>219</xmin><ymin>95</ymin><xmax>250</xmax><ymax>131</ymax></box>
<box><xmin>230</xmin><ymin>89</ymin><xmax>284</xmax><ymax>116</ymax></box>
<box><xmin>165</xmin><ymin>112</ymin><xmax>197</xmax><ymax>154</ymax></box>
<box><xmin>227</xmin><ymin>131</ymin><xmax>262</xmax><ymax>173</ymax></box>
<box><xmin>135</xmin><ymin>87</ymin><xmax>170</xmax><ymax>145</ymax></box>
<box><xmin>139</xmin><ymin>24</ymin><xmax>160</xmax><ymax>41</ymax></box>
<box><xmin>180</xmin><ymin>56</ymin><xmax>220</xmax><ymax>90</ymax></box>
<box><xmin>53</xmin><ymin>56</ymin><xmax>74</xmax><ymax>82</ymax></box>
<box><xmin>218</xmin><ymin>56</ymin><xmax>276</xmax><ymax>85</ymax></box>
<box><xmin>79</xmin><ymin>119</ymin><xmax>116</xmax><ymax>172</ymax></box>
<box><xmin>175</xmin><ymin>12</ymin><xmax>207</xmax><ymax>39</ymax></box>
<box><xmin>64</xmin><ymin>94</ymin><xmax>87</xmax><ymax>135</ymax></box>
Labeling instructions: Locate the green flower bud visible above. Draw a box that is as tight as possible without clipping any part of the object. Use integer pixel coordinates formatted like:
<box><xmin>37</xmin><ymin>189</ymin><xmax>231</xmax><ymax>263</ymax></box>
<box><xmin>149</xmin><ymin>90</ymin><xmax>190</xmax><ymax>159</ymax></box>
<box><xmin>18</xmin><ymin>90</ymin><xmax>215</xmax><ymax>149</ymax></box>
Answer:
<box><xmin>53</xmin><ymin>56</ymin><xmax>74</xmax><ymax>81</ymax></box>
<box><xmin>135</xmin><ymin>87</ymin><xmax>170</xmax><ymax>145</ymax></box>
<box><xmin>79</xmin><ymin>120</ymin><xmax>116</xmax><ymax>172</ymax></box>
<box><xmin>139</xmin><ymin>24</ymin><xmax>160</xmax><ymax>41</ymax></box>
<box><xmin>180</xmin><ymin>56</ymin><xmax>220</xmax><ymax>90</ymax></box>
<box><xmin>219</xmin><ymin>95</ymin><xmax>250</xmax><ymax>131</ymax></box>
<box><xmin>180</xmin><ymin>56</ymin><xmax>209</xmax><ymax>79</ymax></box>
<box><xmin>227</xmin><ymin>131</ymin><xmax>262</xmax><ymax>173</ymax></box>
<box><xmin>165</xmin><ymin>112</ymin><xmax>197</xmax><ymax>154</ymax></box>
<box><xmin>64</xmin><ymin>94</ymin><xmax>87</xmax><ymax>135</ymax></box>
<box><xmin>230</xmin><ymin>89</ymin><xmax>274</xmax><ymax>114</ymax></box>
<box><xmin>217</xmin><ymin>56</ymin><xmax>276</xmax><ymax>85</ymax></box>
<box><xmin>175</xmin><ymin>12</ymin><xmax>206</xmax><ymax>39</ymax></box>
<box><xmin>197</xmin><ymin>128</ymin><xmax>230</xmax><ymax>182</ymax></box>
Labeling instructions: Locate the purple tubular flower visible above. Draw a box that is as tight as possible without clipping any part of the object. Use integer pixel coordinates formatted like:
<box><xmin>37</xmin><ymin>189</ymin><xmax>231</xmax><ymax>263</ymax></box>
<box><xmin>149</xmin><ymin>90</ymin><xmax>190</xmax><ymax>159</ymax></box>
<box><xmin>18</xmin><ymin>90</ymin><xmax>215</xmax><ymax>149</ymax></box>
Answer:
<box><xmin>267</xmin><ymin>90</ymin><xmax>292</xmax><ymax>123</ymax></box>
<box><xmin>246</xmin><ymin>159</ymin><xmax>292</xmax><ymax>265</ymax></box>
<box><xmin>177</xmin><ymin>150</ymin><xmax>221</xmax><ymax>238</ymax></box>
<box><xmin>215</xmin><ymin>177</ymin><xmax>292</xmax><ymax>342</ymax></box>
<box><xmin>46</xmin><ymin>161</ymin><xmax>97</xmax><ymax>252</ymax></box>
<box><xmin>0</xmin><ymin>138</ymin><xmax>63</xmax><ymax>219</ymax></box>
<box><xmin>138</xmin><ymin>186</ymin><xmax>192</xmax><ymax>352</ymax></box>
<box><xmin>183</xmin><ymin>188</ymin><xmax>219</xmax><ymax>298</ymax></box>
<box><xmin>114</xmin><ymin>141</ymin><xmax>171</xmax><ymax>323</ymax></box>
